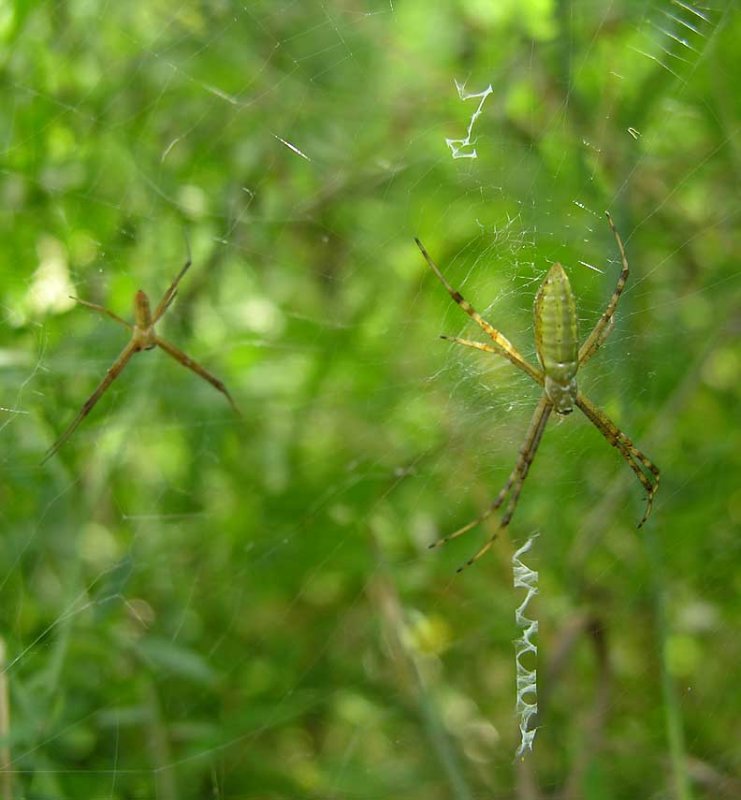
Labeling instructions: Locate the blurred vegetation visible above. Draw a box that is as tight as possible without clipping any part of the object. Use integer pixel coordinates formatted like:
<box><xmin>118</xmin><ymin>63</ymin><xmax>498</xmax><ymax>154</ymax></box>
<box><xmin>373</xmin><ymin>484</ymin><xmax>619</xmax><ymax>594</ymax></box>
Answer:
<box><xmin>1</xmin><ymin>0</ymin><xmax>740</xmax><ymax>798</ymax></box>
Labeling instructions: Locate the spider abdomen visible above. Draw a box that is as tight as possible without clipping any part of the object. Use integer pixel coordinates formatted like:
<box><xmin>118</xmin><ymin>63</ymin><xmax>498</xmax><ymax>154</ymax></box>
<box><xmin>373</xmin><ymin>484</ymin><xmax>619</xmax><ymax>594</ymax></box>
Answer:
<box><xmin>534</xmin><ymin>263</ymin><xmax>578</xmax><ymax>413</ymax></box>
<box><xmin>133</xmin><ymin>289</ymin><xmax>157</xmax><ymax>349</ymax></box>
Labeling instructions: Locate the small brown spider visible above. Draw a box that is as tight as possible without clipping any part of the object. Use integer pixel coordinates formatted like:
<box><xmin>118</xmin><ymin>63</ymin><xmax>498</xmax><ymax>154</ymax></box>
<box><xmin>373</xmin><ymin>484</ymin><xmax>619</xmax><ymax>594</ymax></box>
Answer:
<box><xmin>42</xmin><ymin>257</ymin><xmax>239</xmax><ymax>463</ymax></box>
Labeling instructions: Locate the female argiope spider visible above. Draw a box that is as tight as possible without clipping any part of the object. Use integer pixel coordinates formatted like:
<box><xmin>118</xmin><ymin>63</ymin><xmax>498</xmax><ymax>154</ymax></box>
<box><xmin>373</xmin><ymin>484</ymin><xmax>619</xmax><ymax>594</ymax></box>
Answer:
<box><xmin>416</xmin><ymin>212</ymin><xmax>659</xmax><ymax>571</ymax></box>
<box><xmin>42</xmin><ymin>256</ymin><xmax>239</xmax><ymax>463</ymax></box>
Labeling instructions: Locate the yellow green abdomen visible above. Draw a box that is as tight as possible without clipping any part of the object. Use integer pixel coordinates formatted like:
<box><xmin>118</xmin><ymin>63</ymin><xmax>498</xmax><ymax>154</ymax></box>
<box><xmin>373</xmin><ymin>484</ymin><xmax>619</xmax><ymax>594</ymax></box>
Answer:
<box><xmin>534</xmin><ymin>263</ymin><xmax>578</xmax><ymax>413</ymax></box>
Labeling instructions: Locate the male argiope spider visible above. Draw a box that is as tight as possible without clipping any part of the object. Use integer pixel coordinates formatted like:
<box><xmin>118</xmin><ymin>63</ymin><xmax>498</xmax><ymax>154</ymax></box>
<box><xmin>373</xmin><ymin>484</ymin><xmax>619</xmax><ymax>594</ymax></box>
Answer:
<box><xmin>42</xmin><ymin>256</ymin><xmax>239</xmax><ymax>463</ymax></box>
<box><xmin>416</xmin><ymin>212</ymin><xmax>659</xmax><ymax>571</ymax></box>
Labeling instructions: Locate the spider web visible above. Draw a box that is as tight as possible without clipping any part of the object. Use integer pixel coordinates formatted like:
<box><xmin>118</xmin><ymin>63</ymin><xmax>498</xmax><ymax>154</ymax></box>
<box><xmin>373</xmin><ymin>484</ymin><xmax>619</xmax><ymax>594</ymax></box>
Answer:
<box><xmin>1</xmin><ymin>1</ymin><xmax>740</xmax><ymax>798</ymax></box>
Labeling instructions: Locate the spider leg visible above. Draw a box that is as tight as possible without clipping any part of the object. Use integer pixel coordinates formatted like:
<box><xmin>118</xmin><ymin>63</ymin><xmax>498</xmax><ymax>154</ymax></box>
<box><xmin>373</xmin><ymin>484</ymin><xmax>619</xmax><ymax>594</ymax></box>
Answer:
<box><xmin>152</xmin><ymin>257</ymin><xmax>192</xmax><ymax>323</ymax></box>
<box><xmin>578</xmin><ymin>212</ymin><xmax>630</xmax><ymax>367</ymax></box>
<box><xmin>71</xmin><ymin>297</ymin><xmax>133</xmax><ymax>330</ymax></box>
<box><xmin>576</xmin><ymin>392</ymin><xmax>659</xmax><ymax>526</ymax></box>
<box><xmin>429</xmin><ymin>396</ymin><xmax>552</xmax><ymax>571</ymax></box>
<box><xmin>41</xmin><ymin>342</ymin><xmax>138</xmax><ymax>463</ymax></box>
<box><xmin>154</xmin><ymin>336</ymin><xmax>240</xmax><ymax>415</ymax></box>
<box><xmin>416</xmin><ymin>238</ymin><xmax>542</xmax><ymax>383</ymax></box>
<box><xmin>441</xmin><ymin>335</ymin><xmax>546</xmax><ymax>384</ymax></box>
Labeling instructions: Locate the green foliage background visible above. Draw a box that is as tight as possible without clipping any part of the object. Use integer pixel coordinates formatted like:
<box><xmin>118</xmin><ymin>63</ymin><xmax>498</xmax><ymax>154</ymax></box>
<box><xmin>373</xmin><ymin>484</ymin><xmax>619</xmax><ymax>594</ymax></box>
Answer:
<box><xmin>1</xmin><ymin>1</ymin><xmax>739</xmax><ymax>798</ymax></box>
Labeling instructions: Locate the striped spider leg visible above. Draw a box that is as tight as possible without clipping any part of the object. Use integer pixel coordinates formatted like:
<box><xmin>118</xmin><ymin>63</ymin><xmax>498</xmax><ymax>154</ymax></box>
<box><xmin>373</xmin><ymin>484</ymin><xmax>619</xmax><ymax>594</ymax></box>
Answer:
<box><xmin>416</xmin><ymin>212</ymin><xmax>659</xmax><ymax>572</ymax></box>
<box><xmin>42</xmin><ymin>256</ymin><xmax>240</xmax><ymax>463</ymax></box>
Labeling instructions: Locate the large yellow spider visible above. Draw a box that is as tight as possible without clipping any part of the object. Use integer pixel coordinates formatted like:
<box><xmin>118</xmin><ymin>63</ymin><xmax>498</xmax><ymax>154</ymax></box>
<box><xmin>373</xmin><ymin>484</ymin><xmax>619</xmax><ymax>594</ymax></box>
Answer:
<box><xmin>42</xmin><ymin>256</ymin><xmax>239</xmax><ymax>463</ymax></box>
<box><xmin>416</xmin><ymin>212</ymin><xmax>659</xmax><ymax>571</ymax></box>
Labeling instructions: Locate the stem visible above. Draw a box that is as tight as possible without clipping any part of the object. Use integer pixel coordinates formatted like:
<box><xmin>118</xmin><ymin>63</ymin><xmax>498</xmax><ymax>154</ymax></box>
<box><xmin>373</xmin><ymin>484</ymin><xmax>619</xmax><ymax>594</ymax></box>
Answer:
<box><xmin>0</xmin><ymin>638</ymin><xmax>13</xmax><ymax>800</ymax></box>
<box><xmin>645</xmin><ymin>526</ymin><xmax>693</xmax><ymax>800</ymax></box>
